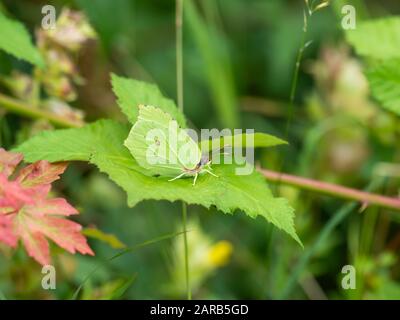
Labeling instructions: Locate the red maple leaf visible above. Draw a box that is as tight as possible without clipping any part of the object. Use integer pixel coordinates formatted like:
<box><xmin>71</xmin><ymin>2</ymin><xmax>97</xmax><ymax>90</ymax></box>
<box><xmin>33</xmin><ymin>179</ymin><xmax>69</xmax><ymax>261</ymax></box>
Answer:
<box><xmin>0</xmin><ymin>148</ymin><xmax>94</xmax><ymax>265</ymax></box>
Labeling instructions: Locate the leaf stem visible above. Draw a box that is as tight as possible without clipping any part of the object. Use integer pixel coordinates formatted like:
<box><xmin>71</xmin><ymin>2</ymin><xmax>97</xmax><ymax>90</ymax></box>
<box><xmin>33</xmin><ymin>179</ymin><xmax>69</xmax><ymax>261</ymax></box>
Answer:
<box><xmin>0</xmin><ymin>93</ymin><xmax>83</xmax><ymax>128</ymax></box>
<box><xmin>260</xmin><ymin>168</ymin><xmax>400</xmax><ymax>211</ymax></box>
<box><xmin>176</xmin><ymin>0</ymin><xmax>191</xmax><ymax>300</ymax></box>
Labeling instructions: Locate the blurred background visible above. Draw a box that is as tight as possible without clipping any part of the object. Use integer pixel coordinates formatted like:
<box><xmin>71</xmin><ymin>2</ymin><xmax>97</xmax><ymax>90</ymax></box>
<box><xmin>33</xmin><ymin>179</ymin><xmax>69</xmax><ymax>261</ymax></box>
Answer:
<box><xmin>0</xmin><ymin>0</ymin><xmax>400</xmax><ymax>299</ymax></box>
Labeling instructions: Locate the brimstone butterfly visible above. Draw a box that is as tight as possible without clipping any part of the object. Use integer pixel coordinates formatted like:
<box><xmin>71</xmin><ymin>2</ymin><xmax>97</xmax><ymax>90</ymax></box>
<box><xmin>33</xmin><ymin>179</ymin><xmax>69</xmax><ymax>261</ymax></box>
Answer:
<box><xmin>124</xmin><ymin>105</ymin><xmax>218</xmax><ymax>185</ymax></box>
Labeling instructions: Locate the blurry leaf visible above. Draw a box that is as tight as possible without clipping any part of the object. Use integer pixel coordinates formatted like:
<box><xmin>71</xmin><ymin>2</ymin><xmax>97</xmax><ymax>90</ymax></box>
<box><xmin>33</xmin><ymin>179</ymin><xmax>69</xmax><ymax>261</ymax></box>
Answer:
<box><xmin>367</xmin><ymin>59</ymin><xmax>400</xmax><ymax>115</ymax></box>
<box><xmin>0</xmin><ymin>149</ymin><xmax>93</xmax><ymax>265</ymax></box>
<box><xmin>200</xmin><ymin>132</ymin><xmax>287</xmax><ymax>153</ymax></box>
<box><xmin>72</xmin><ymin>230</ymin><xmax>185</xmax><ymax>300</ymax></box>
<box><xmin>346</xmin><ymin>17</ymin><xmax>400</xmax><ymax>59</ymax></box>
<box><xmin>14</xmin><ymin>206</ymin><xmax>94</xmax><ymax>266</ymax></box>
<box><xmin>111</xmin><ymin>74</ymin><xmax>186</xmax><ymax>127</ymax></box>
<box><xmin>367</xmin><ymin>279</ymin><xmax>400</xmax><ymax>300</ymax></box>
<box><xmin>83</xmin><ymin>227</ymin><xmax>126</xmax><ymax>249</ymax></box>
<box><xmin>17</xmin><ymin>161</ymin><xmax>67</xmax><ymax>188</ymax></box>
<box><xmin>16</xmin><ymin>120</ymin><xmax>300</xmax><ymax>244</ymax></box>
<box><xmin>109</xmin><ymin>273</ymin><xmax>137</xmax><ymax>299</ymax></box>
<box><xmin>185</xmin><ymin>0</ymin><xmax>239</xmax><ymax>128</ymax></box>
<box><xmin>81</xmin><ymin>276</ymin><xmax>137</xmax><ymax>300</ymax></box>
<box><xmin>0</xmin><ymin>11</ymin><xmax>44</xmax><ymax>67</ymax></box>
<box><xmin>0</xmin><ymin>148</ymin><xmax>23</xmax><ymax>176</ymax></box>
<box><xmin>0</xmin><ymin>289</ymin><xmax>6</xmax><ymax>300</ymax></box>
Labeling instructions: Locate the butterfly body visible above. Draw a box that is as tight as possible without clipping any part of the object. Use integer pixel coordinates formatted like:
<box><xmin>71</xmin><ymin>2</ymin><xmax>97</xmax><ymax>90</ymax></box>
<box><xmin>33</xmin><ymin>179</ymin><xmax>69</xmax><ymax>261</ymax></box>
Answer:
<box><xmin>169</xmin><ymin>154</ymin><xmax>217</xmax><ymax>185</ymax></box>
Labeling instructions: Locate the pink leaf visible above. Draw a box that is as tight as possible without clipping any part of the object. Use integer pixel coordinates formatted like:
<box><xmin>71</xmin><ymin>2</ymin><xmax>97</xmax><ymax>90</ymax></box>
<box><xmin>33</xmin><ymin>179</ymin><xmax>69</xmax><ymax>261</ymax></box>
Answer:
<box><xmin>18</xmin><ymin>226</ymin><xmax>51</xmax><ymax>266</ymax></box>
<box><xmin>26</xmin><ymin>198</ymin><xmax>79</xmax><ymax>217</ymax></box>
<box><xmin>0</xmin><ymin>148</ymin><xmax>23</xmax><ymax>178</ymax></box>
<box><xmin>0</xmin><ymin>215</ymin><xmax>17</xmax><ymax>247</ymax></box>
<box><xmin>29</xmin><ymin>216</ymin><xmax>94</xmax><ymax>256</ymax></box>
<box><xmin>0</xmin><ymin>149</ymin><xmax>94</xmax><ymax>265</ymax></box>
<box><xmin>17</xmin><ymin>161</ymin><xmax>68</xmax><ymax>188</ymax></box>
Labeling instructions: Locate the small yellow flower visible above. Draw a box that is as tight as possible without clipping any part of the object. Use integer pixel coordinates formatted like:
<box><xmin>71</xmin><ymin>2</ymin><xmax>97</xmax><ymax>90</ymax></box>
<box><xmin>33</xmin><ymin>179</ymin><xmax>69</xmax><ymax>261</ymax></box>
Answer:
<box><xmin>207</xmin><ymin>240</ymin><xmax>233</xmax><ymax>267</ymax></box>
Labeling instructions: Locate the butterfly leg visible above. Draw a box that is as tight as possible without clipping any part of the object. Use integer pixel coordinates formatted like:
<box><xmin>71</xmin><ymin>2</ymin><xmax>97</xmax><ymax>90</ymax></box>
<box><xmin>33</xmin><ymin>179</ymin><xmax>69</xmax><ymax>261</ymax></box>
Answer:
<box><xmin>205</xmin><ymin>164</ymin><xmax>215</xmax><ymax>171</ymax></box>
<box><xmin>192</xmin><ymin>173</ymin><xmax>198</xmax><ymax>186</ymax></box>
<box><xmin>168</xmin><ymin>172</ymin><xmax>186</xmax><ymax>182</ymax></box>
<box><xmin>203</xmin><ymin>169</ymin><xmax>218</xmax><ymax>178</ymax></box>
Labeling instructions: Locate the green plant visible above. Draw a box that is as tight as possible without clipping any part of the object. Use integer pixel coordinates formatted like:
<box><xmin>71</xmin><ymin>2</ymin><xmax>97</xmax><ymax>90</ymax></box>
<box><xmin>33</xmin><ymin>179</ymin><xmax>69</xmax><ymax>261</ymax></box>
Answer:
<box><xmin>15</xmin><ymin>74</ymin><xmax>301</xmax><ymax>245</ymax></box>
<box><xmin>1</xmin><ymin>0</ymin><xmax>400</xmax><ymax>300</ymax></box>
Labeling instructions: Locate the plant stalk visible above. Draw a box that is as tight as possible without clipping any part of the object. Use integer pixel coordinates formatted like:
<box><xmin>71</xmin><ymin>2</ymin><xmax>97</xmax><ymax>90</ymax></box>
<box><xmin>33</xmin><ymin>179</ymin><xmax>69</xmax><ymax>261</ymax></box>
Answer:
<box><xmin>0</xmin><ymin>93</ymin><xmax>83</xmax><ymax>128</ymax></box>
<box><xmin>260</xmin><ymin>168</ymin><xmax>400</xmax><ymax>211</ymax></box>
<box><xmin>176</xmin><ymin>0</ymin><xmax>191</xmax><ymax>300</ymax></box>
<box><xmin>284</xmin><ymin>12</ymin><xmax>308</xmax><ymax>139</ymax></box>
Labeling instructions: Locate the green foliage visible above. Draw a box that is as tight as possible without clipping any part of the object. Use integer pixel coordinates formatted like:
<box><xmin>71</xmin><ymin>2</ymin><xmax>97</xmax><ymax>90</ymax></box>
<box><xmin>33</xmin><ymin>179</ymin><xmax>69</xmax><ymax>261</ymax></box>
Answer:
<box><xmin>83</xmin><ymin>228</ymin><xmax>126</xmax><ymax>249</ymax></box>
<box><xmin>0</xmin><ymin>11</ymin><xmax>44</xmax><ymax>67</ymax></box>
<box><xmin>346</xmin><ymin>17</ymin><xmax>400</xmax><ymax>116</ymax></box>
<box><xmin>3</xmin><ymin>0</ymin><xmax>400</xmax><ymax>301</ymax></box>
<box><xmin>367</xmin><ymin>59</ymin><xmax>400</xmax><ymax>115</ymax></box>
<box><xmin>111</xmin><ymin>74</ymin><xmax>186</xmax><ymax>127</ymax></box>
<box><xmin>199</xmin><ymin>132</ymin><xmax>287</xmax><ymax>153</ymax></box>
<box><xmin>346</xmin><ymin>17</ymin><xmax>400</xmax><ymax>59</ymax></box>
<box><xmin>185</xmin><ymin>0</ymin><xmax>239</xmax><ymax>128</ymax></box>
<box><xmin>16</xmin><ymin>119</ymin><xmax>300</xmax><ymax>245</ymax></box>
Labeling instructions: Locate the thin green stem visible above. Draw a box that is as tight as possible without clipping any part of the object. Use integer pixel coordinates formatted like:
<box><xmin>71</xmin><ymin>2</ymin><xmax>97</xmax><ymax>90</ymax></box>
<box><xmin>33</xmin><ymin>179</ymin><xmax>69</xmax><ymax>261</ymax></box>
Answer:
<box><xmin>284</xmin><ymin>17</ymin><xmax>308</xmax><ymax>140</ymax></box>
<box><xmin>176</xmin><ymin>0</ymin><xmax>191</xmax><ymax>300</ymax></box>
<box><xmin>277</xmin><ymin>179</ymin><xmax>383</xmax><ymax>299</ymax></box>
<box><xmin>276</xmin><ymin>5</ymin><xmax>309</xmax><ymax>190</ymax></box>
<box><xmin>181</xmin><ymin>202</ymin><xmax>191</xmax><ymax>300</ymax></box>
<box><xmin>176</xmin><ymin>0</ymin><xmax>184</xmax><ymax>112</ymax></box>
<box><xmin>0</xmin><ymin>93</ymin><xmax>83</xmax><ymax>128</ymax></box>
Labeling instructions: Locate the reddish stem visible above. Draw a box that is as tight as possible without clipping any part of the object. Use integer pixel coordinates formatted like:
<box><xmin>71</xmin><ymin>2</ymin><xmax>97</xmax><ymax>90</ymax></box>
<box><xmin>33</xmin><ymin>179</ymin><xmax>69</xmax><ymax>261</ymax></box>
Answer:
<box><xmin>259</xmin><ymin>168</ymin><xmax>400</xmax><ymax>211</ymax></box>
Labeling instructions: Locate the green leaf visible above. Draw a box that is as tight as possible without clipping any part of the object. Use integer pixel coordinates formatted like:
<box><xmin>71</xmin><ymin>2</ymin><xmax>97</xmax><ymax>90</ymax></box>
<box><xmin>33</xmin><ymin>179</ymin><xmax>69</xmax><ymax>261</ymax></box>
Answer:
<box><xmin>0</xmin><ymin>11</ymin><xmax>44</xmax><ymax>67</ymax></box>
<box><xmin>83</xmin><ymin>227</ymin><xmax>126</xmax><ymax>249</ymax></box>
<box><xmin>346</xmin><ymin>17</ymin><xmax>400</xmax><ymax>60</ymax></box>
<box><xmin>199</xmin><ymin>132</ymin><xmax>287</xmax><ymax>153</ymax></box>
<box><xmin>111</xmin><ymin>74</ymin><xmax>186</xmax><ymax>127</ymax></box>
<box><xmin>367</xmin><ymin>59</ymin><xmax>400</xmax><ymax>116</ymax></box>
<box><xmin>0</xmin><ymin>288</ymin><xmax>6</xmax><ymax>300</ymax></box>
<box><xmin>16</xmin><ymin>120</ymin><xmax>301</xmax><ymax>245</ymax></box>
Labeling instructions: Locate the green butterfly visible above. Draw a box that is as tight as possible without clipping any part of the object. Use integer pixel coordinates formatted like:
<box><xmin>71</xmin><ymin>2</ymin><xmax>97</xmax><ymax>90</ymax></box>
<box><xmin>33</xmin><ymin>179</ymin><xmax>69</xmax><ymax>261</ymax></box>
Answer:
<box><xmin>124</xmin><ymin>105</ymin><xmax>218</xmax><ymax>185</ymax></box>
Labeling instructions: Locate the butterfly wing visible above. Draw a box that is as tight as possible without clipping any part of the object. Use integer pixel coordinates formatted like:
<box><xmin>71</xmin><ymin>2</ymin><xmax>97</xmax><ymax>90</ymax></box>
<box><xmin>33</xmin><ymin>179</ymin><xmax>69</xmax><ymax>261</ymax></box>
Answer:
<box><xmin>124</xmin><ymin>105</ymin><xmax>201</xmax><ymax>177</ymax></box>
